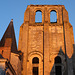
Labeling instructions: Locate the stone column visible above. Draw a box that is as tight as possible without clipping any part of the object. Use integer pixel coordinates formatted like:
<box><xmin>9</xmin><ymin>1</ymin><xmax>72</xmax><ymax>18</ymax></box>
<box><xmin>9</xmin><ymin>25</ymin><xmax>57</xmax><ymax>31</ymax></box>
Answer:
<box><xmin>44</xmin><ymin>22</ymin><xmax>50</xmax><ymax>75</ymax></box>
<box><xmin>22</xmin><ymin>22</ymin><xmax>29</xmax><ymax>75</ymax></box>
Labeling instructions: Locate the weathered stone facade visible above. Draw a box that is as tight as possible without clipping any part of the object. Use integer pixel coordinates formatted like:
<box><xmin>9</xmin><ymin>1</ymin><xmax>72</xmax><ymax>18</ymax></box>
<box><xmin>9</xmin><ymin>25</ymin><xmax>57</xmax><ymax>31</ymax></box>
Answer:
<box><xmin>0</xmin><ymin>5</ymin><xmax>75</xmax><ymax>75</ymax></box>
<box><xmin>18</xmin><ymin>5</ymin><xmax>74</xmax><ymax>75</ymax></box>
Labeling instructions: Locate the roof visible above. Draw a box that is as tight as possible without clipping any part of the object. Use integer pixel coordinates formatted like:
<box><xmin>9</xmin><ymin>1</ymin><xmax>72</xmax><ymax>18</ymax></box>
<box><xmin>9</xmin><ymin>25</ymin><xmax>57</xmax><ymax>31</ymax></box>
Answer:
<box><xmin>0</xmin><ymin>19</ymin><xmax>17</xmax><ymax>52</ymax></box>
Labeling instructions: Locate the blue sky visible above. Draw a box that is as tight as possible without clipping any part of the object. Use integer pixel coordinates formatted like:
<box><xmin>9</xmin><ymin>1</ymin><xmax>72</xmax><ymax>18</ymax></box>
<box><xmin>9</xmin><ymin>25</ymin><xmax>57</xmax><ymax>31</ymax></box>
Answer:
<box><xmin>0</xmin><ymin>0</ymin><xmax>75</xmax><ymax>46</ymax></box>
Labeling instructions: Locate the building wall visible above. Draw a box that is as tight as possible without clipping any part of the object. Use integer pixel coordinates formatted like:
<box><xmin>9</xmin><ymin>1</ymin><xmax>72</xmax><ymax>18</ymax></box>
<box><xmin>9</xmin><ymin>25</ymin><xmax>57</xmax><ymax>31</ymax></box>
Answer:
<box><xmin>18</xmin><ymin>5</ymin><xmax>74</xmax><ymax>75</ymax></box>
<box><xmin>0</xmin><ymin>38</ymin><xmax>12</xmax><ymax>60</ymax></box>
<box><xmin>10</xmin><ymin>53</ymin><xmax>21</xmax><ymax>75</ymax></box>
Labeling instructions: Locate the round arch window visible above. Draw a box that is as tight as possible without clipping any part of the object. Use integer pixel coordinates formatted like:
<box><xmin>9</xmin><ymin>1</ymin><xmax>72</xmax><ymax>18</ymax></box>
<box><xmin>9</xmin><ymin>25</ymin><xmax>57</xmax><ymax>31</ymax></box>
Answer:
<box><xmin>32</xmin><ymin>57</ymin><xmax>39</xmax><ymax>64</ymax></box>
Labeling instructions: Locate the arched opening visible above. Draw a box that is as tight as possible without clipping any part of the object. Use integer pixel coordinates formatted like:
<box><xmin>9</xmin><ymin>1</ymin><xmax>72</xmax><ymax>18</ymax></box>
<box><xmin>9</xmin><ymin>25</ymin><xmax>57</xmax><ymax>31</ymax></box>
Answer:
<box><xmin>32</xmin><ymin>57</ymin><xmax>39</xmax><ymax>64</ymax></box>
<box><xmin>50</xmin><ymin>10</ymin><xmax>57</xmax><ymax>23</ymax></box>
<box><xmin>32</xmin><ymin>57</ymin><xmax>39</xmax><ymax>75</ymax></box>
<box><xmin>55</xmin><ymin>56</ymin><xmax>62</xmax><ymax>75</ymax></box>
<box><xmin>55</xmin><ymin>56</ymin><xmax>61</xmax><ymax>64</ymax></box>
<box><xmin>35</xmin><ymin>10</ymin><xmax>42</xmax><ymax>23</ymax></box>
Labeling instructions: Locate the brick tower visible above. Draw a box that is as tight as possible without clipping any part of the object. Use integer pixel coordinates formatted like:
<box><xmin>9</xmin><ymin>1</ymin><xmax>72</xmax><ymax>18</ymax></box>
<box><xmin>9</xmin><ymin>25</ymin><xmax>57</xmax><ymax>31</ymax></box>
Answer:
<box><xmin>18</xmin><ymin>5</ymin><xmax>74</xmax><ymax>75</ymax></box>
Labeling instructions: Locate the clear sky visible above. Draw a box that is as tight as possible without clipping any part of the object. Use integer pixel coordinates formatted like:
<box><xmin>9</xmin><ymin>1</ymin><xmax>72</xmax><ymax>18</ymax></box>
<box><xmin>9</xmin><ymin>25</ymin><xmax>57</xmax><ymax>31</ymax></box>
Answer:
<box><xmin>0</xmin><ymin>0</ymin><xmax>75</xmax><ymax>47</ymax></box>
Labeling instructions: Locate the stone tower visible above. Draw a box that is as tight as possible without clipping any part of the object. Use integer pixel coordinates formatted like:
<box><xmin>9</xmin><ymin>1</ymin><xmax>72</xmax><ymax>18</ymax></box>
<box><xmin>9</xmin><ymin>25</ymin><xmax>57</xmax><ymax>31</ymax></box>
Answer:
<box><xmin>18</xmin><ymin>5</ymin><xmax>74</xmax><ymax>75</ymax></box>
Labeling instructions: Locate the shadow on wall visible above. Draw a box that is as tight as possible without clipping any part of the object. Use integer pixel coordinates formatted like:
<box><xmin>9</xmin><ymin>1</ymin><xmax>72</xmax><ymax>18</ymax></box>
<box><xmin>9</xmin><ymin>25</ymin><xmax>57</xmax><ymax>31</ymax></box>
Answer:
<box><xmin>50</xmin><ymin>46</ymin><xmax>75</xmax><ymax>75</ymax></box>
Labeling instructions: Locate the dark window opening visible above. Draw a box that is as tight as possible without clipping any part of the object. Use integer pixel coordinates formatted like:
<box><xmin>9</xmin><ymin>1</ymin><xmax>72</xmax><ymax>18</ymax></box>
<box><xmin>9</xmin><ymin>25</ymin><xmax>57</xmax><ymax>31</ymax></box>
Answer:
<box><xmin>2</xmin><ymin>50</ymin><xmax>3</xmax><ymax>54</ymax></box>
<box><xmin>35</xmin><ymin>10</ymin><xmax>42</xmax><ymax>23</ymax></box>
<box><xmin>55</xmin><ymin>56</ymin><xmax>62</xmax><ymax>75</ymax></box>
<box><xmin>55</xmin><ymin>66</ymin><xmax>62</xmax><ymax>75</ymax></box>
<box><xmin>32</xmin><ymin>57</ymin><xmax>39</xmax><ymax>64</ymax></box>
<box><xmin>50</xmin><ymin>11</ymin><xmax>57</xmax><ymax>23</ymax></box>
<box><xmin>33</xmin><ymin>67</ymin><xmax>38</xmax><ymax>75</ymax></box>
<box><xmin>55</xmin><ymin>56</ymin><xmax>61</xmax><ymax>63</ymax></box>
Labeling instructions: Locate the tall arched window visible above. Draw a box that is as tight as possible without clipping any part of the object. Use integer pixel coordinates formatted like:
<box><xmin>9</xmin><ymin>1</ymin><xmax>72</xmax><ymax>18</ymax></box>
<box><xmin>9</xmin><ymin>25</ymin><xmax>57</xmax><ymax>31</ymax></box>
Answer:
<box><xmin>50</xmin><ymin>10</ymin><xmax>57</xmax><ymax>23</ymax></box>
<box><xmin>35</xmin><ymin>10</ymin><xmax>42</xmax><ymax>23</ymax></box>
<box><xmin>32</xmin><ymin>57</ymin><xmax>39</xmax><ymax>64</ymax></box>
<box><xmin>32</xmin><ymin>57</ymin><xmax>39</xmax><ymax>75</ymax></box>
<box><xmin>55</xmin><ymin>56</ymin><xmax>62</xmax><ymax>75</ymax></box>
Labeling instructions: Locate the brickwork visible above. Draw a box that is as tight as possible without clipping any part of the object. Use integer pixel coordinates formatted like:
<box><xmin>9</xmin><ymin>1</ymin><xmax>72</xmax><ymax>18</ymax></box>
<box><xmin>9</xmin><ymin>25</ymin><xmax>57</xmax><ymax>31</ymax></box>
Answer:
<box><xmin>0</xmin><ymin>38</ymin><xmax>12</xmax><ymax>60</ymax></box>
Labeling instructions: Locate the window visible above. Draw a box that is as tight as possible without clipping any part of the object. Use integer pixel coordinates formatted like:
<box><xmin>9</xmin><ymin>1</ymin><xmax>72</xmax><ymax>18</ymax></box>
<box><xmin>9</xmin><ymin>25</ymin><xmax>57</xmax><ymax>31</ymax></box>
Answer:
<box><xmin>50</xmin><ymin>11</ymin><xmax>57</xmax><ymax>23</ymax></box>
<box><xmin>32</xmin><ymin>57</ymin><xmax>39</xmax><ymax>64</ymax></box>
<box><xmin>33</xmin><ymin>67</ymin><xmax>38</xmax><ymax>75</ymax></box>
<box><xmin>55</xmin><ymin>56</ymin><xmax>62</xmax><ymax>75</ymax></box>
<box><xmin>2</xmin><ymin>50</ymin><xmax>3</xmax><ymax>54</ymax></box>
<box><xmin>32</xmin><ymin>57</ymin><xmax>39</xmax><ymax>75</ymax></box>
<box><xmin>35</xmin><ymin>10</ymin><xmax>42</xmax><ymax>23</ymax></box>
<box><xmin>55</xmin><ymin>56</ymin><xmax>61</xmax><ymax>64</ymax></box>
